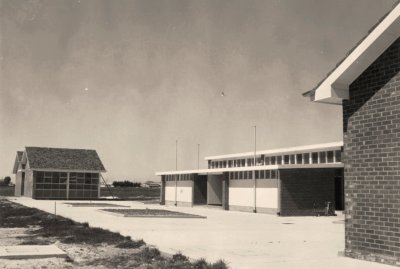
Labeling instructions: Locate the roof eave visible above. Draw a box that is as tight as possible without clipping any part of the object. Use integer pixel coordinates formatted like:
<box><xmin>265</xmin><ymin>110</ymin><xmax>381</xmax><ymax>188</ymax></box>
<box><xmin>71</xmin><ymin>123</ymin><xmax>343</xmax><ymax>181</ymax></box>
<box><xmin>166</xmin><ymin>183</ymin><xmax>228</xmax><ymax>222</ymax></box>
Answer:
<box><xmin>303</xmin><ymin>3</ymin><xmax>400</xmax><ymax>105</ymax></box>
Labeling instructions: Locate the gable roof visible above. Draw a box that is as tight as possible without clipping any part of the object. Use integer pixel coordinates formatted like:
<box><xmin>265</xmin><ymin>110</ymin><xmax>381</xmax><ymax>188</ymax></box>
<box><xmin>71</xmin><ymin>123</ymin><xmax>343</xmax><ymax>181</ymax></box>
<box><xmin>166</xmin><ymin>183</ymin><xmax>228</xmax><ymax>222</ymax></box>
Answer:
<box><xmin>303</xmin><ymin>1</ymin><xmax>400</xmax><ymax>104</ymax></box>
<box><xmin>16</xmin><ymin>151</ymin><xmax>23</xmax><ymax>161</ymax></box>
<box><xmin>25</xmin><ymin>147</ymin><xmax>106</xmax><ymax>172</ymax></box>
<box><xmin>12</xmin><ymin>151</ymin><xmax>24</xmax><ymax>174</ymax></box>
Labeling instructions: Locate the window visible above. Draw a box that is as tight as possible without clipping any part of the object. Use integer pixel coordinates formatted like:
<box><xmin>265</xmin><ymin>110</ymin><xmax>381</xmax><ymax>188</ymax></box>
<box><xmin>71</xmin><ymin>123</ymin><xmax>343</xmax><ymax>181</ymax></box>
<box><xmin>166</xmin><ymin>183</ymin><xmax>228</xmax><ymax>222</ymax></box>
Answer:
<box><xmin>271</xmin><ymin>156</ymin><xmax>276</xmax><ymax>165</ymax></box>
<box><xmin>260</xmin><ymin>170</ymin><xmax>265</xmax><ymax>179</ymax></box>
<box><xmin>228</xmin><ymin>160</ymin><xmax>232</xmax><ymax>167</ymax></box>
<box><xmin>241</xmin><ymin>159</ymin><xmax>246</xmax><ymax>167</ymax></box>
<box><xmin>327</xmin><ymin>151</ymin><xmax>334</xmax><ymax>163</ymax></box>
<box><xmin>265</xmin><ymin>170</ymin><xmax>271</xmax><ymax>179</ymax></box>
<box><xmin>319</xmin><ymin>152</ymin><xmax>326</xmax><ymax>164</ymax></box>
<box><xmin>335</xmin><ymin>150</ymin><xmax>342</xmax><ymax>162</ymax></box>
<box><xmin>265</xmin><ymin>157</ymin><xmax>270</xmax><ymax>165</ymax></box>
<box><xmin>223</xmin><ymin>161</ymin><xmax>227</xmax><ymax>168</ymax></box>
<box><xmin>290</xmin><ymin>155</ymin><xmax>295</xmax><ymax>164</ymax></box>
<box><xmin>296</xmin><ymin>154</ymin><xmax>302</xmax><ymax>164</ymax></box>
<box><xmin>312</xmin><ymin>152</ymin><xmax>318</xmax><ymax>164</ymax></box>
<box><xmin>284</xmin><ymin>155</ymin><xmax>289</xmax><ymax>164</ymax></box>
<box><xmin>271</xmin><ymin>170</ymin><xmax>277</xmax><ymax>178</ymax></box>
<box><xmin>277</xmin><ymin>156</ymin><xmax>282</xmax><ymax>165</ymax></box>
<box><xmin>304</xmin><ymin>153</ymin><xmax>310</xmax><ymax>164</ymax></box>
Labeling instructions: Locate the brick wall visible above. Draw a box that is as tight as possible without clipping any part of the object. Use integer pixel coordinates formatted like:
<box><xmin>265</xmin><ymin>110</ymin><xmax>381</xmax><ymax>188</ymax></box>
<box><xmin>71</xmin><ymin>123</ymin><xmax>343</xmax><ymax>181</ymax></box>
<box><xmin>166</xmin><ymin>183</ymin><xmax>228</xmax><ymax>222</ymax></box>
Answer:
<box><xmin>279</xmin><ymin>169</ymin><xmax>335</xmax><ymax>216</ymax></box>
<box><xmin>343</xmin><ymin>37</ymin><xmax>400</xmax><ymax>265</ymax></box>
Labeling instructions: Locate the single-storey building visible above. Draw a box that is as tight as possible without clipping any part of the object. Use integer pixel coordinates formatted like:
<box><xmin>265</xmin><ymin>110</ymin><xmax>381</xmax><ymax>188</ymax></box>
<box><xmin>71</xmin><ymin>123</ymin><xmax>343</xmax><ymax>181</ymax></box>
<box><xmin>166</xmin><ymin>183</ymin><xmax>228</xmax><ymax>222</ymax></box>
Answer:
<box><xmin>303</xmin><ymin>2</ymin><xmax>400</xmax><ymax>266</ymax></box>
<box><xmin>12</xmin><ymin>147</ymin><xmax>106</xmax><ymax>199</ymax></box>
<box><xmin>157</xmin><ymin>141</ymin><xmax>344</xmax><ymax>216</ymax></box>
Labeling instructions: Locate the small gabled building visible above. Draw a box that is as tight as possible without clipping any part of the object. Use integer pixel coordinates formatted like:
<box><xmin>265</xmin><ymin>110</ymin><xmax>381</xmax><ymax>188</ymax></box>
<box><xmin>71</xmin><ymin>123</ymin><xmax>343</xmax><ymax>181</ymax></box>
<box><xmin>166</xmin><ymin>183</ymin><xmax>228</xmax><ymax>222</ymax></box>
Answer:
<box><xmin>303</xmin><ymin>2</ymin><xmax>400</xmax><ymax>266</ymax></box>
<box><xmin>12</xmin><ymin>147</ymin><xmax>106</xmax><ymax>199</ymax></box>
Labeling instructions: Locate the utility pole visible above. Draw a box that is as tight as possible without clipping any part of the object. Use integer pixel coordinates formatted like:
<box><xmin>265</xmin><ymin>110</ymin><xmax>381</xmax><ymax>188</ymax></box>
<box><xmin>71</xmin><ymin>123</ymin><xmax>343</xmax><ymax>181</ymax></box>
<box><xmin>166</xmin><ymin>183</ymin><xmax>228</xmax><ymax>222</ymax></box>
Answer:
<box><xmin>175</xmin><ymin>140</ymin><xmax>178</xmax><ymax>206</ymax></box>
<box><xmin>253</xmin><ymin>125</ymin><xmax>257</xmax><ymax>213</ymax></box>
<box><xmin>197</xmin><ymin>144</ymin><xmax>200</xmax><ymax>169</ymax></box>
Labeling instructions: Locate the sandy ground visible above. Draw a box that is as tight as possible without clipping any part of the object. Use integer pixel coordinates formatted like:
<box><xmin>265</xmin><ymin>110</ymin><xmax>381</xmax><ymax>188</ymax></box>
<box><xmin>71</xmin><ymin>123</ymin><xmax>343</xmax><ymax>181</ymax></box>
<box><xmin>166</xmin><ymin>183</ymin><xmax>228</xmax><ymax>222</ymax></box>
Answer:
<box><xmin>10</xmin><ymin>197</ymin><xmax>397</xmax><ymax>269</ymax></box>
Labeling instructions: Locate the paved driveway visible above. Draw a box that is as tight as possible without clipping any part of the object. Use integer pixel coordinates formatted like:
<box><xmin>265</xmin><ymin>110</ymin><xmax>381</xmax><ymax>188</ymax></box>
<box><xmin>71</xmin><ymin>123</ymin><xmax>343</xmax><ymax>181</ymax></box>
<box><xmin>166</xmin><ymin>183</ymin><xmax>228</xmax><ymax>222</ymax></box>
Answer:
<box><xmin>10</xmin><ymin>197</ymin><xmax>394</xmax><ymax>269</ymax></box>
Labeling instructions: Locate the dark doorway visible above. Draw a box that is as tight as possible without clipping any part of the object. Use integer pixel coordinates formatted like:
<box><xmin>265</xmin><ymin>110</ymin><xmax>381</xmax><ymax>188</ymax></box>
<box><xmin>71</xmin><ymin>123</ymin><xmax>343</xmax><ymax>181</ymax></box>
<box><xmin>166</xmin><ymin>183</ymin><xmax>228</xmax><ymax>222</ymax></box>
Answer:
<box><xmin>193</xmin><ymin>175</ymin><xmax>207</xmax><ymax>205</ymax></box>
<box><xmin>334</xmin><ymin>170</ymin><xmax>344</xmax><ymax>210</ymax></box>
<box><xmin>21</xmin><ymin>172</ymin><xmax>25</xmax><ymax>196</ymax></box>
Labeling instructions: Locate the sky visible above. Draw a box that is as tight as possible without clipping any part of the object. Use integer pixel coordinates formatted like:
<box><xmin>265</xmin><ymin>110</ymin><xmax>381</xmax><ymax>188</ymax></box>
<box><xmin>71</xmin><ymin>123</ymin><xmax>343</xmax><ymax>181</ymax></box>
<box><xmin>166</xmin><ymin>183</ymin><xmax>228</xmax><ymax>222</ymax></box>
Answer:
<box><xmin>0</xmin><ymin>0</ymin><xmax>397</xmax><ymax>182</ymax></box>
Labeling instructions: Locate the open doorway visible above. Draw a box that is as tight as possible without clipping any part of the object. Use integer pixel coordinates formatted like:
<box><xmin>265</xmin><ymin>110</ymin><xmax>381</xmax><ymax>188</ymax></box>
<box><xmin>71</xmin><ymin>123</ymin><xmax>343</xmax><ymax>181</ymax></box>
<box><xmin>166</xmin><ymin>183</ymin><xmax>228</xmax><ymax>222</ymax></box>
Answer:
<box><xmin>334</xmin><ymin>169</ymin><xmax>344</xmax><ymax>210</ymax></box>
<box><xmin>207</xmin><ymin>175</ymin><xmax>223</xmax><ymax>206</ymax></box>
<box><xmin>193</xmin><ymin>175</ymin><xmax>207</xmax><ymax>205</ymax></box>
<box><xmin>21</xmin><ymin>172</ymin><xmax>25</xmax><ymax>196</ymax></box>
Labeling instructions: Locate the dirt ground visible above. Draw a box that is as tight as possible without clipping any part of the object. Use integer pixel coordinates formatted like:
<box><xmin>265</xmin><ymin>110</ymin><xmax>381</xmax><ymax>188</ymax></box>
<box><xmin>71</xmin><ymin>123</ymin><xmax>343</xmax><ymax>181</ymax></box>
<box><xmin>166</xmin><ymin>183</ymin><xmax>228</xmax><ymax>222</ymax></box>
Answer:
<box><xmin>0</xmin><ymin>227</ymin><xmax>145</xmax><ymax>269</ymax></box>
<box><xmin>0</xmin><ymin>199</ymin><xmax>227</xmax><ymax>269</ymax></box>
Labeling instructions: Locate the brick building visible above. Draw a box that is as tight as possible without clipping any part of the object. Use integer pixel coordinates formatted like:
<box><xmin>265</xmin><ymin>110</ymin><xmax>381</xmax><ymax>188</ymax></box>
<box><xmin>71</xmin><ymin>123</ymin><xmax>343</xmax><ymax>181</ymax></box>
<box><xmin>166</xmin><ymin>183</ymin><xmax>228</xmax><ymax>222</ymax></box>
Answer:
<box><xmin>157</xmin><ymin>142</ymin><xmax>344</xmax><ymax>216</ymax></box>
<box><xmin>303</xmin><ymin>2</ymin><xmax>400</xmax><ymax>266</ymax></box>
<box><xmin>13</xmin><ymin>147</ymin><xmax>106</xmax><ymax>199</ymax></box>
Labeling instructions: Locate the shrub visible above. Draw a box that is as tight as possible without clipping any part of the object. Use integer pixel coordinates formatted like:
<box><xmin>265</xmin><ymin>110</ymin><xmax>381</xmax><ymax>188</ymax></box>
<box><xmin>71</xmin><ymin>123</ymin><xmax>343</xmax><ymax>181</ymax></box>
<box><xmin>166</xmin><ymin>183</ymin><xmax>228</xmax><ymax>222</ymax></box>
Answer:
<box><xmin>138</xmin><ymin>247</ymin><xmax>161</xmax><ymax>263</ymax></box>
<box><xmin>172</xmin><ymin>252</ymin><xmax>189</xmax><ymax>263</ymax></box>
<box><xmin>116</xmin><ymin>239</ymin><xmax>145</xmax><ymax>249</ymax></box>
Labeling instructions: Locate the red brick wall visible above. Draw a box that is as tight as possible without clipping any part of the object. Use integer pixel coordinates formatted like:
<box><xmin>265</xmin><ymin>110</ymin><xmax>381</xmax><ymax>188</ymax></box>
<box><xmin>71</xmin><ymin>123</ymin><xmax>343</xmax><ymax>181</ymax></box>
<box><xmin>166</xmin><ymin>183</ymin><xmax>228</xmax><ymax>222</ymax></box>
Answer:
<box><xmin>279</xmin><ymin>169</ymin><xmax>336</xmax><ymax>216</ymax></box>
<box><xmin>343</xmin><ymin>37</ymin><xmax>400</xmax><ymax>265</ymax></box>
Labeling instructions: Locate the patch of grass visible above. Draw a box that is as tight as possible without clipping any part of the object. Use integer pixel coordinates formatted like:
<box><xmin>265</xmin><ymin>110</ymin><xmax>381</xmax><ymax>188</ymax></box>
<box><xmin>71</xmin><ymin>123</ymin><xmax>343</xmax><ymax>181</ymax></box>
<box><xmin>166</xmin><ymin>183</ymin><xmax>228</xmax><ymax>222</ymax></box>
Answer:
<box><xmin>0</xmin><ymin>199</ymin><xmax>145</xmax><ymax>247</ymax></box>
<box><xmin>102</xmin><ymin>208</ymin><xmax>206</xmax><ymax>219</ymax></box>
<box><xmin>100</xmin><ymin>187</ymin><xmax>160</xmax><ymax>200</ymax></box>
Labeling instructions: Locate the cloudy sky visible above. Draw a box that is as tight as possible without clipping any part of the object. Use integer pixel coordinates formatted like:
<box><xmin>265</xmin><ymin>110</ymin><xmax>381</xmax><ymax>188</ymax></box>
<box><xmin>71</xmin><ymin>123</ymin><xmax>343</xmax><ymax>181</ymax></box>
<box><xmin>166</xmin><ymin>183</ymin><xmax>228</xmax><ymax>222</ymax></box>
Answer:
<box><xmin>0</xmin><ymin>0</ymin><xmax>397</xmax><ymax>181</ymax></box>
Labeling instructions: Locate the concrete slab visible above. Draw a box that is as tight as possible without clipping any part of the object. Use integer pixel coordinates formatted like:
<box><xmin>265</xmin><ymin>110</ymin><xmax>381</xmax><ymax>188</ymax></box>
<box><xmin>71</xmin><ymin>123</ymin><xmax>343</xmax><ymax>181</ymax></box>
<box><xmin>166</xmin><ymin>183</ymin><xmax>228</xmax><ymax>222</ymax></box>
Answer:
<box><xmin>10</xmin><ymin>197</ymin><xmax>395</xmax><ymax>269</ymax></box>
<box><xmin>0</xmin><ymin>245</ymin><xmax>67</xmax><ymax>259</ymax></box>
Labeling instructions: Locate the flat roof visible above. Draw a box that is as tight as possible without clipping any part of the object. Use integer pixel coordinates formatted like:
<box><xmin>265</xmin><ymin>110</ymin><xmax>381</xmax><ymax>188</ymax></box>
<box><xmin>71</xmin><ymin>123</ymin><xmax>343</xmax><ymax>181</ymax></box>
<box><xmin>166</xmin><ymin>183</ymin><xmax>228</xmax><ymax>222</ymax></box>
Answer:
<box><xmin>155</xmin><ymin>163</ymin><xmax>344</xmax><ymax>176</ymax></box>
<box><xmin>204</xmin><ymin>141</ymin><xmax>343</xmax><ymax>161</ymax></box>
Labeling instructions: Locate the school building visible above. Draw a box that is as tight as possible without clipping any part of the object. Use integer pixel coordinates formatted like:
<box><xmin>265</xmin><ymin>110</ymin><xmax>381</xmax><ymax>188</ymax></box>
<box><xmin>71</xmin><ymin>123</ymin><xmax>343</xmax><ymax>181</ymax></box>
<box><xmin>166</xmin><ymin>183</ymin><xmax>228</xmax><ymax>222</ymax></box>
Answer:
<box><xmin>157</xmin><ymin>142</ymin><xmax>344</xmax><ymax>216</ymax></box>
<box><xmin>303</xmin><ymin>2</ymin><xmax>400</xmax><ymax>266</ymax></box>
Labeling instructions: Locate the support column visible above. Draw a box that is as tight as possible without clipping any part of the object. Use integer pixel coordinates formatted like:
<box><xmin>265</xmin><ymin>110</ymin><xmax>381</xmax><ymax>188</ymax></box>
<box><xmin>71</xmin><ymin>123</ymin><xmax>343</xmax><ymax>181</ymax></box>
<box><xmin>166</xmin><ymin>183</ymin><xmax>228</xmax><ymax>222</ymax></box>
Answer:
<box><xmin>222</xmin><ymin>172</ymin><xmax>229</xmax><ymax>210</ymax></box>
<box><xmin>160</xmin><ymin>176</ymin><xmax>166</xmax><ymax>205</ymax></box>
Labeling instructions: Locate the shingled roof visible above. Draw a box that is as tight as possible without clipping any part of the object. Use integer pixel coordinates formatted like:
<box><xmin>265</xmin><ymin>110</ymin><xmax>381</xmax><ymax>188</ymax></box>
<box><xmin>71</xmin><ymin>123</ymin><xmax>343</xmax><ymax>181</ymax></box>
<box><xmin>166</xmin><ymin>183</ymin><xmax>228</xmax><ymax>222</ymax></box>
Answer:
<box><xmin>25</xmin><ymin>147</ymin><xmax>106</xmax><ymax>172</ymax></box>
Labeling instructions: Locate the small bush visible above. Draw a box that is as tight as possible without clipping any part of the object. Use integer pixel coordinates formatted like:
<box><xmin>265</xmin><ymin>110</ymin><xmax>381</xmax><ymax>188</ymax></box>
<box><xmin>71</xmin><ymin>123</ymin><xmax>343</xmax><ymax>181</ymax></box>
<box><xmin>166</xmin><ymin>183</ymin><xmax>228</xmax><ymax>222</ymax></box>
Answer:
<box><xmin>138</xmin><ymin>247</ymin><xmax>161</xmax><ymax>263</ymax></box>
<box><xmin>116</xmin><ymin>239</ymin><xmax>145</xmax><ymax>249</ymax></box>
<box><xmin>193</xmin><ymin>258</ymin><xmax>209</xmax><ymax>269</ymax></box>
<box><xmin>172</xmin><ymin>252</ymin><xmax>189</xmax><ymax>263</ymax></box>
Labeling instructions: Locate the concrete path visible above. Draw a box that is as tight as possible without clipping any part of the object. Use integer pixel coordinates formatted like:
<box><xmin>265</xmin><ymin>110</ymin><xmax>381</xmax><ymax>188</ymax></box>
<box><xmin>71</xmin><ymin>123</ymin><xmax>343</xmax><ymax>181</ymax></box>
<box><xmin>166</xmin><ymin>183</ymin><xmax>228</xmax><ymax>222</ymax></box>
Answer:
<box><xmin>10</xmin><ymin>197</ymin><xmax>395</xmax><ymax>269</ymax></box>
<box><xmin>0</xmin><ymin>245</ymin><xmax>66</xmax><ymax>259</ymax></box>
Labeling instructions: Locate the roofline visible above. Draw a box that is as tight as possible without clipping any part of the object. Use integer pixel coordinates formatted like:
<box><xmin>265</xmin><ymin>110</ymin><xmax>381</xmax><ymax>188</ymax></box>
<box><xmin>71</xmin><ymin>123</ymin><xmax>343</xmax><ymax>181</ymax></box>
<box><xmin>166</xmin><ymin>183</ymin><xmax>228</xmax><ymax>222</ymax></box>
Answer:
<box><xmin>155</xmin><ymin>163</ymin><xmax>344</xmax><ymax>176</ymax></box>
<box><xmin>29</xmin><ymin>168</ymin><xmax>106</xmax><ymax>173</ymax></box>
<box><xmin>203</xmin><ymin>141</ymin><xmax>343</xmax><ymax>161</ymax></box>
<box><xmin>303</xmin><ymin>1</ymin><xmax>400</xmax><ymax>104</ymax></box>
